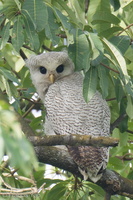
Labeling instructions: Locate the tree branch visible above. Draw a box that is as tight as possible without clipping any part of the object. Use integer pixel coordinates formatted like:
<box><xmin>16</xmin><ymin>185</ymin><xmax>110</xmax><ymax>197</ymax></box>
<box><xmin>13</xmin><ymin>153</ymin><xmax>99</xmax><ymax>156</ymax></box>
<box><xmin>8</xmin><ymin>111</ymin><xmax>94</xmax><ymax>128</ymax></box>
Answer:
<box><xmin>28</xmin><ymin>135</ymin><xmax>119</xmax><ymax>147</ymax></box>
<box><xmin>110</xmin><ymin>113</ymin><xmax>127</xmax><ymax>133</ymax></box>
<box><xmin>34</xmin><ymin>146</ymin><xmax>133</xmax><ymax>198</ymax></box>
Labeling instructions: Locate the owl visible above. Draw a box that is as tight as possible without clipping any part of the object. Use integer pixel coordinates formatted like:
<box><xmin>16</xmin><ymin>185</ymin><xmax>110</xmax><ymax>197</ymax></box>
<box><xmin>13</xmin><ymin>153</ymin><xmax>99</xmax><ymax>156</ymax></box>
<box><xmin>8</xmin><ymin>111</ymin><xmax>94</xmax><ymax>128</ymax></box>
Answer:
<box><xmin>26</xmin><ymin>51</ymin><xmax>110</xmax><ymax>183</ymax></box>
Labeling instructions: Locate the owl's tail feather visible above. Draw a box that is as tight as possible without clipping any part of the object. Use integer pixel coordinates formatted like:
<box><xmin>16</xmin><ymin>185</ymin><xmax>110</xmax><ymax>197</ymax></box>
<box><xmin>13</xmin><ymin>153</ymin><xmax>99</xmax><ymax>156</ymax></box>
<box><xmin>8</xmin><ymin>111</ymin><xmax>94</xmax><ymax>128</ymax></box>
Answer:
<box><xmin>78</xmin><ymin>167</ymin><xmax>103</xmax><ymax>183</ymax></box>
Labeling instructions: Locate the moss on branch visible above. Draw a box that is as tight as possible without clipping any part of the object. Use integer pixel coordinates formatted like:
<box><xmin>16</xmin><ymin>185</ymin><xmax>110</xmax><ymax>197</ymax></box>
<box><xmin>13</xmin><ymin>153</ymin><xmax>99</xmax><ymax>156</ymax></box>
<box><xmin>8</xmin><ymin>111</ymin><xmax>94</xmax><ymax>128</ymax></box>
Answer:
<box><xmin>29</xmin><ymin>134</ymin><xmax>119</xmax><ymax>147</ymax></box>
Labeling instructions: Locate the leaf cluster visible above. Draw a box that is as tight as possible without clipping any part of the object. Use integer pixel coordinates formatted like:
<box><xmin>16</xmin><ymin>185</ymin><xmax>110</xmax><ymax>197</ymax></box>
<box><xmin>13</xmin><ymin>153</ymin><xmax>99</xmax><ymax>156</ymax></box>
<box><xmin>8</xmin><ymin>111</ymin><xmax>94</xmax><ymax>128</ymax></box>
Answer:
<box><xmin>0</xmin><ymin>0</ymin><xmax>133</xmax><ymax>199</ymax></box>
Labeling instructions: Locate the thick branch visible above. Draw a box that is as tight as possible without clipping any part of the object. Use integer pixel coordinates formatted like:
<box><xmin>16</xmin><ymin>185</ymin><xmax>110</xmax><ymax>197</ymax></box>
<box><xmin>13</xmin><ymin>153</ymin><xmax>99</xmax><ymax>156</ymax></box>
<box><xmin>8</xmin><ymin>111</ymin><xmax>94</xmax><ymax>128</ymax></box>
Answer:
<box><xmin>28</xmin><ymin>135</ymin><xmax>119</xmax><ymax>147</ymax></box>
<box><xmin>34</xmin><ymin>146</ymin><xmax>133</xmax><ymax>198</ymax></box>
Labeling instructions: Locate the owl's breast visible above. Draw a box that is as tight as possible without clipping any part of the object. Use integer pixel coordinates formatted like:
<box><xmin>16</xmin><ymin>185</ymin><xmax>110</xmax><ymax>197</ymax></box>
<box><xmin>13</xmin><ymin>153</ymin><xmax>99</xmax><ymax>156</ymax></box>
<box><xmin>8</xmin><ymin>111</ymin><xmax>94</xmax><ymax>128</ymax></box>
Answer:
<box><xmin>44</xmin><ymin>72</ymin><xmax>110</xmax><ymax>136</ymax></box>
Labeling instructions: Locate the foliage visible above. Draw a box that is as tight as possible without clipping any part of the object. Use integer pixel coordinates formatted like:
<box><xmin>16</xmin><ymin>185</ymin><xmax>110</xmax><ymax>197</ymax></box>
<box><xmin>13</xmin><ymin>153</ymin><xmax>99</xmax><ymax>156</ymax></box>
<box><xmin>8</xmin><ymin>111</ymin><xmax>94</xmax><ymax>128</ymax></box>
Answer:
<box><xmin>0</xmin><ymin>0</ymin><xmax>133</xmax><ymax>199</ymax></box>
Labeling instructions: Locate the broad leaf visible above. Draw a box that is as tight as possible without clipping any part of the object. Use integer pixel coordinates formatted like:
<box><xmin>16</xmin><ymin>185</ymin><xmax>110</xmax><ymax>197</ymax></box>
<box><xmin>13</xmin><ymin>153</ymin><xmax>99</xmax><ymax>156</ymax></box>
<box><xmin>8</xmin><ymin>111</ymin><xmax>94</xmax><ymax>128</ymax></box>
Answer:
<box><xmin>46</xmin><ymin>181</ymin><xmax>67</xmax><ymax>200</ymax></box>
<box><xmin>87</xmin><ymin>32</ymin><xmax>104</xmax><ymax>66</ymax></box>
<box><xmin>45</xmin><ymin>7</ymin><xmax>60</xmax><ymax>45</ymax></box>
<box><xmin>22</xmin><ymin>9</ymin><xmax>40</xmax><ymax>51</ymax></box>
<box><xmin>83</xmin><ymin>67</ymin><xmax>98</xmax><ymax>102</ymax></box>
<box><xmin>22</xmin><ymin>0</ymin><xmax>48</xmax><ymax>32</ymax></box>
<box><xmin>12</xmin><ymin>16</ymin><xmax>24</xmax><ymax>52</ymax></box>
<box><xmin>68</xmin><ymin>30</ymin><xmax>90</xmax><ymax>71</ymax></box>
<box><xmin>54</xmin><ymin>0</ymin><xmax>80</xmax><ymax>27</ymax></box>
<box><xmin>109</xmin><ymin>36</ymin><xmax>130</xmax><ymax>55</ymax></box>
<box><xmin>114</xmin><ymin>78</ymin><xmax>125</xmax><ymax>102</ymax></box>
<box><xmin>0</xmin><ymin>67</ymin><xmax>20</xmax><ymax>85</ymax></box>
<box><xmin>126</xmin><ymin>95</ymin><xmax>133</xmax><ymax>119</ymax></box>
<box><xmin>1</xmin><ymin>76</ymin><xmax>12</xmax><ymax>101</ymax></box>
<box><xmin>92</xmin><ymin>11</ymin><xmax>120</xmax><ymax>24</ymax></box>
<box><xmin>102</xmin><ymin>38</ymin><xmax>128</xmax><ymax>77</ymax></box>
<box><xmin>0</xmin><ymin>22</ymin><xmax>10</xmax><ymax>50</ymax></box>
<box><xmin>2</xmin><ymin>43</ymin><xmax>25</xmax><ymax>72</ymax></box>
<box><xmin>54</xmin><ymin>8</ymin><xmax>71</xmax><ymax>31</ymax></box>
<box><xmin>1</xmin><ymin>0</ymin><xmax>19</xmax><ymax>19</ymax></box>
<box><xmin>98</xmin><ymin>65</ymin><xmax>109</xmax><ymax>98</ymax></box>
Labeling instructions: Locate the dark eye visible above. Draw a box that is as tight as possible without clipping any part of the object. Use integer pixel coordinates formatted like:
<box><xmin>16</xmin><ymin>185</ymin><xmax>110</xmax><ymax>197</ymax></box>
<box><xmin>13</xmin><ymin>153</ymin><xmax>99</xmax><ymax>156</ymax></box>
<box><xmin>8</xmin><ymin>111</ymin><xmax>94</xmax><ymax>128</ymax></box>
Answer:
<box><xmin>39</xmin><ymin>66</ymin><xmax>47</xmax><ymax>74</ymax></box>
<box><xmin>56</xmin><ymin>64</ymin><xmax>64</xmax><ymax>73</ymax></box>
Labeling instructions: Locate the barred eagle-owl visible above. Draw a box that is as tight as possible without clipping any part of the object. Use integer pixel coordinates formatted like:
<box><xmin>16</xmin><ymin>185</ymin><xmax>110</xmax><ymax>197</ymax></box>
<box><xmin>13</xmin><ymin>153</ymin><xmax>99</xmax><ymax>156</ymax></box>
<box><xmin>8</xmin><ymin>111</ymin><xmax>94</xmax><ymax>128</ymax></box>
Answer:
<box><xmin>26</xmin><ymin>51</ymin><xmax>110</xmax><ymax>183</ymax></box>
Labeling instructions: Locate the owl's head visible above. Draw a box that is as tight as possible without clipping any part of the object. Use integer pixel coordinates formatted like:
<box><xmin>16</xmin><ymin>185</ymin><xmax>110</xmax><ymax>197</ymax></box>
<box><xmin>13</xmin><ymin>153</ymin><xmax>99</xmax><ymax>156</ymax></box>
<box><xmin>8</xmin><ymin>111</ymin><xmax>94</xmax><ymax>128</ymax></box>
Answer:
<box><xmin>26</xmin><ymin>51</ymin><xmax>74</xmax><ymax>83</ymax></box>
<box><xmin>26</xmin><ymin>51</ymin><xmax>75</xmax><ymax>98</ymax></box>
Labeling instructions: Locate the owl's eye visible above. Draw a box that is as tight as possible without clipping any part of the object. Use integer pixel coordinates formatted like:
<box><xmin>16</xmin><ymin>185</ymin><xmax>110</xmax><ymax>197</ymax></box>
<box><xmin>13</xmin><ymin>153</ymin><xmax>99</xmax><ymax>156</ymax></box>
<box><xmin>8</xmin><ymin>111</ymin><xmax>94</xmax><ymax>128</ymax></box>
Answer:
<box><xmin>56</xmin><ymin>64</ymin><xmax>64</xmax><ymax>73</ymax></box>
<box><xmin>39</xmin><ymin>66</ymin><xmax>47</xmax><ymax>74</ymax></box>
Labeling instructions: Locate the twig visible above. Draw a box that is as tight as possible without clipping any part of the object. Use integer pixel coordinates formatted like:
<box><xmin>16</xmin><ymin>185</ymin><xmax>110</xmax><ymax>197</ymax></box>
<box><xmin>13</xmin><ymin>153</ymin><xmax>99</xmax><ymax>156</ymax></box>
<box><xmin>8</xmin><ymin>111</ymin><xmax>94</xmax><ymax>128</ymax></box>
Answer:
<box><xmin>56</xmin><ymin>34</ymin><xmax>67</xmax><ymax>38</ymax></box>
<box><xmin>2</xmin><ymin>173</ymin><xmax>36</xmax><ymax>185</ymax></box>
<box><xmin>110</xmin><ymin>113</ymin><xmax>127</xmax><ymax>133</ymax></box>
<box><xmin>42</xmin><ymin>45</ymin><xmax>52</xmax><ymax>51</ymax></box>
<box><xmin>22</xmin><ymin>97</ymin><xmax>42</xmax><ymax>104</ymax></box>
<box><xmin>117</xmin><ymin>23</ymin><xmax>133</xmax><ymax>36</ymax></box>
<box><xmin>22</xmin><ymin>98</ymin><xmax>41</xmax><ymax>118</ymax></box>
<box><xmin>20</xmin><ymin>49</ymin><xmax>27</xmax><ymax>60</ymax></box>
<box><xmin>127</xmin><ymin>130</ymin><xmax>133</xmax><ymax>134</ymax></box>
<box><xmin>116</xmin><ymin>153</ymin><xmax>133</xmax><ymax>161</ymax></box>
<box><xmin>106</xmin><ymin>97</ymin><xmax>116</xmax><ymax>101</ymax></box>
<box><xmin>100</xmin><ymin>62</ymin><xmax>119</xmax><ymax>74</ymax></box>
<box><xmin>0</xmin><ymin>175</ymin><xmax>38</xmax><ymax>196</ymax></box>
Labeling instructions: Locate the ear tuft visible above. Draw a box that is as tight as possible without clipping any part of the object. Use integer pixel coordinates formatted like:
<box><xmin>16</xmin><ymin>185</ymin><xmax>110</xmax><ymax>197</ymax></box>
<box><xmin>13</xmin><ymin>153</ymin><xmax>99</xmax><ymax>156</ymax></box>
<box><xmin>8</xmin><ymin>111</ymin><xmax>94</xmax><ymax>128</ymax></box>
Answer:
<box><xmin>25</xmin><ymin>55</ymin><xmax>38</xmax><ymax>68</ymax></box>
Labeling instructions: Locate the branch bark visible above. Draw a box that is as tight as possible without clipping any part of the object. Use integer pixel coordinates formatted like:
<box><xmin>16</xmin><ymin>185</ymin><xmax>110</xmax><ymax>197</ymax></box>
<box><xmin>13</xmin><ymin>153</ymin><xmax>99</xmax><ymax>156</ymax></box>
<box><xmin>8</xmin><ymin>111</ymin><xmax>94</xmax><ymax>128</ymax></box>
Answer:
<box><xmin>34</xmin><ymin>146</ymin><xmax>133</xmax><ymax>198</ymax></box>
<box><xmin>28</xmin><ymin>135</ymin><xmax>119</xmax><ymax>147</ymax></box>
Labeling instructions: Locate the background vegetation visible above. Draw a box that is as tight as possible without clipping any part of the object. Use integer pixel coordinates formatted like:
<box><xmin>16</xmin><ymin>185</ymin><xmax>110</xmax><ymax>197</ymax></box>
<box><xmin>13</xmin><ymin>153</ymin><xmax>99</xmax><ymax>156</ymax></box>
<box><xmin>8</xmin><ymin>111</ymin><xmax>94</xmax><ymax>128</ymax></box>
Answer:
<box><xmin>0</xmin><ymin>0</ymin><xmax>133</xmax><ymax>199</ymax></box>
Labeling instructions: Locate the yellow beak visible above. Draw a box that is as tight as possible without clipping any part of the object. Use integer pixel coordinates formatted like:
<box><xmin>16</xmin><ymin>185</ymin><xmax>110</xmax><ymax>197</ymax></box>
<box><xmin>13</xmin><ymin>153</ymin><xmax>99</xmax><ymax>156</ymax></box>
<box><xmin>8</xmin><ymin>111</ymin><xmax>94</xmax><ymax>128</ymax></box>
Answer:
<box><xmin>49</xmin><ymin>74</ymin><xmax>55</xmax><ymax>83</ymax></box>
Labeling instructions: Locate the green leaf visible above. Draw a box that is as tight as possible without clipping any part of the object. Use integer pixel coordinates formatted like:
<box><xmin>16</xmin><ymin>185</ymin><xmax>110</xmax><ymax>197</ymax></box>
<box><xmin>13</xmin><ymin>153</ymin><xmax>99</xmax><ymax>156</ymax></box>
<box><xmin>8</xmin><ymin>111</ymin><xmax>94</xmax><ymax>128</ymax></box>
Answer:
<box><xmin>99</xmin><ymin>26</ymin><xmax>124</xmax><ymax>38</ymax></box>
<box><xmin>85</xmin><ymin>181</ymin><xmax>105</xmax><ymax>196</ymax></box>
<box><xmin>22</xmin><ymin>0</ymin><xmax>48</xmax><ymax>32</ymax></box>
<box><xmin>54</xmin><ymin>8</ymin><xmax>71</xmax><ymax>31</ymax></box>
<box><xmin>68</xmin><ymin>30</ymin><xmax>90</xmax><ymax>71</ymax></box>
<box><xmin>0</xmin><ymin>15</ymin><xmax>6</xmax><ymax>26</ymax></box>
<box><xmin>1</xmin><ymin>109</ymin><xmax>38</xmax><ymax>175</ymax></box>
<box><xmin>2</xmin><ymin>43</ymin><xmax>25</xmax><ymax>72</ymax></box>
<box><xmin>114</xmin><ymin>78</ymin><xmax>125</xmax><ymax>102</ymax></box>
<box><xmin>102</xmin><ymin>38</ymin><xmax>128</xmax><ymax>76</ymax></box>
<box><xmin>124</xmin><ymin>44</ymin><xmax>133</xmax><ymax>62</ymax></box>
<box><xmin>126</xmin><ymin>95</ymin><xmax>133</xmax><ymax>119</ymax></box>
<box><xmin>0</xmin><ymin>131</ymin><xmax>4</xmax><ymax>163</ymax></box>
<box><xmin>45</xmin><ymin>7</ymin><xmax>60</xmax><ymax>45</ymax></box>
<box><xmin>69</xmin><ymin>0</ymin><xmax>86</xmax><ymax>26</ymax></box>
<box><xmin>46</xmin><ymin>182</ymin><xmax>67</xmax><ymax>200</ymax></box>
<box><xmin>87</xmin><ymin>0</ymin><xmax>111</xmax><ymax>22</ymax></box>
<box><xmin>54</xmin><ymin>0</ymin><xmax>80</xmax><ymax>27</ymax></box>
<box><xmin>0</xmin><ymin>22</ymin><xmax>10</xmax><ymax>50</ymax></box>
<box><xmin>92</xmin><ymin>11</ymin><xmax>120</xmax><ymax>24</ymax></box>
<box><xmin>87</xmin><ymin>32</ymin><xmax>104</xmax><ymax>66</ymax></box>
<box><xmin>1</xmin><ymin>0</ymin><xmax>19</xmax><ymax>19</ymax></box>
<box><xmin>1</xmin><ymin>76</ymin><xmax>12</xmax><ymax>101</ymax></box>
<box><xmin>0</xmin><ymin>67</ymin><xmax>20</xmax><ymax>85</ymax></box>
<box><xmin>109</xmin><ymin>36</ymin><xmax>130</xmax><ymax>55</ymax></box>
<box><xmin>22</xmin><ymin>9</ymin><xmax>40</xmax><ymax>51</ymax></box>
<box><xmin>11</xmin><ymin>16</ymin><xmax>24</xmax><ymax>52</ymax></box>
<box><xmin>125</xmin><ymin>79</ymin><xmax>133</xmax><ymax>97</ymax></box>
<box><xmin>119</xmin><ymin>132</ymin><xmax>129</xmax><ymax>149</ymax></box>
<box><xmin>83</xmin><ymin>67</ymin><xmax>98</xmax><ymax>102</ymax></box>
<box><xmin>109</xmin><ymin>157</ymin><xmax>125</xmax><ymax>170</ymax></box>
<box><xmin>110</xmin><ymin>0</ymin><xmax>120</xmax><ymax>11</ymax></box>
<box><xmin>98</xmin><ymin>65</ymin><xmax>109</xmax><ymax>98</ymax></box>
